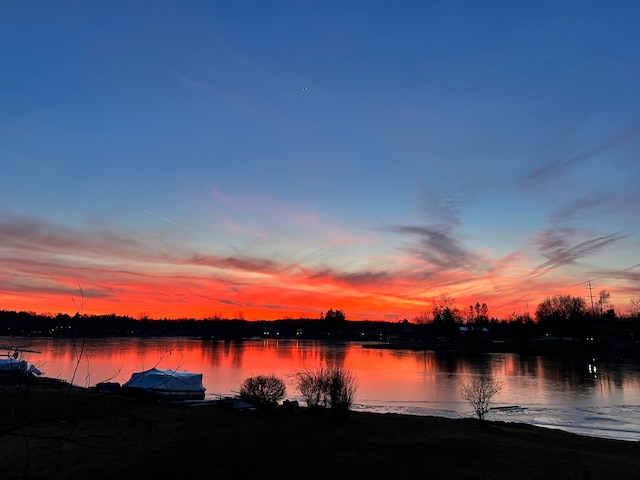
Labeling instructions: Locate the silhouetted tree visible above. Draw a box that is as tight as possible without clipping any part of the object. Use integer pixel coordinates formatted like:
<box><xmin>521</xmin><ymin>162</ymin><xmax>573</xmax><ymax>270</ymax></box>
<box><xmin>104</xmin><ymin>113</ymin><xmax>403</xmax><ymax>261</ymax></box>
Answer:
<box><xmin>323</xmin><ymin>308</ymin><xmax>346</xmax><ymax>331</ymax></box>
<box><xmin>431</xmin><ymin>305</ymin><xmax>461</xmax><ymax>339</ymax></box>
<box><xmin>461</xmin><ymin>372</ymin><xmax>503</xmax><ymax>422</ymax></box>
<box><xmin>430</xmin><ymin>295</ymin><xmax>459</xmax><ymax>321</ymax></box>
<box><xmin>536</xmin><ymin>295</ymin><xmax>588</xmax><ymax>340</ymax></box>
<box><xmin>471</xmin><ymin>302</ymin><xmax>489</xmax><ymax>329</ymax></box>
<box><xmin>597</xmin><ymin>290</ymin><xmax>612</xmax><ymax>317</ymax></box>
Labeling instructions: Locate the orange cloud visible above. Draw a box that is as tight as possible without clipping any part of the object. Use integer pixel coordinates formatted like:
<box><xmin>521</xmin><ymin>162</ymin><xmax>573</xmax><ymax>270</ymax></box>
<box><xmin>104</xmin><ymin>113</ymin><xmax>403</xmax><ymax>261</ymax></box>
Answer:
<box><xmin>1</xmin><ymin>212</ymin><xmax>638</xmax><ymax>321</ymax></box>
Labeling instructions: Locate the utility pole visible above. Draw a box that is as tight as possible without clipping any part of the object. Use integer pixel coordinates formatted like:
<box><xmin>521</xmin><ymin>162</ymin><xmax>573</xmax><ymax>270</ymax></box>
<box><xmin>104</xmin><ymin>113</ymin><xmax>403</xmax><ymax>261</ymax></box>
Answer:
<box><xmin>587</xmin><ymin>280</ymin><xmax>596</xmax><ymax>317</ymax></box>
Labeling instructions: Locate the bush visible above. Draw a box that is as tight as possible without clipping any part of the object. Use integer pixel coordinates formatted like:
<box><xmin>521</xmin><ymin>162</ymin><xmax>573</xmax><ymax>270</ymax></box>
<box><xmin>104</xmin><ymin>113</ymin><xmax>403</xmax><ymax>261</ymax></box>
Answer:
<box><xmin>239</xmin><ymin>375</ymin><xmax>286</xmax><ymax>410</ymax></box>
<box><xmin>294</xmin><ymin>365</ymin><xmax>357</xmax><ymax>412</ymax></box>
<box><xmin>461</xmin><ymin>372</ymin><xmax>503</xmax><ymax>422</ymax></box>
<box><xmin>295</xmin><ymin>369</ymin><xmax>326</xmax><ymax>408</ymax></box>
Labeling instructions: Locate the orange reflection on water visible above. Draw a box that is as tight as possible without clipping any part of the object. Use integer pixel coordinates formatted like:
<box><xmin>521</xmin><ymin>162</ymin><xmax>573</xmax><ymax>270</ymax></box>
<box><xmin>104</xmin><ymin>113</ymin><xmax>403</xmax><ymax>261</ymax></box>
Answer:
<box><xmin>7</xmin><ymin>337</ymin><xmax>640</xmax><ymax>417</ymax></box>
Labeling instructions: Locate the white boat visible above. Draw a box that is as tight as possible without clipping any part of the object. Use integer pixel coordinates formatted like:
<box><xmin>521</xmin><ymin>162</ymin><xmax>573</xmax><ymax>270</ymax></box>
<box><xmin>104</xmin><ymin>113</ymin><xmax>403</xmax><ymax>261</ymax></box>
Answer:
<box><xmin>122</xmin><ymin>368</ymin><xmax>206</xmax><ymax>400</ymax></box>
<box><xmin>0</xmin><ymin>346</ymin><xmax>42</xmax><ymax>381</ymax></box>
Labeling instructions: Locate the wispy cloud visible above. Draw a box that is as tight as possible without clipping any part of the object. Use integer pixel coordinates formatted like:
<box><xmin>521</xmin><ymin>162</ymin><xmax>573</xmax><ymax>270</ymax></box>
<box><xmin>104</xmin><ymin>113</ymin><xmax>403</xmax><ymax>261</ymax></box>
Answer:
<box><xmin>391</xmin><ymin>225</ymin><xmax>480</xmax><ymax>272</ymax></box>
<box><xmin>308</xmin><ymin>269</ymin><xmax>393</xmax><ymax>289</ymax></box>
<box><xmin>548</xmin><ymin>189</ymin><xmax>640</xmax><ymax>225</ymax></box>
<box><xmin>525</xmin><ymin>124</ymin><xmax>640</xmax><ymax>187</ymax></box>
<box><xmin>582</xmin><ymin>263</ymin><xmax>640</xmax><ymax>286</ymax></box>
<box><xmin>189</xmin><ymin>253</ymin><xmax>283</xmax><ymax>275</ymax></box>
<box><xmin>415</xmin><ymin>187</ymin><xmax>466</xmax><ymax>228</ymax></box>
<box><xmin>386</xmin><ymin>186</ymin><xmax>485</xmax><ymax>273</ymax></box>
<box><xmin>1</xmin><ymin>209</ymin><xmax>637</xmax><ymax>321</ymax></box>
<box><xmin>0</xmin><ymin>213</ymin><xmax>150</xmax><ymax>260</ymax></box>
<box><xmin>530</xmin><ymin>228</ymin><xmax>627</xmax><ymax>278</ymax></box>
<box><xmin>548</xmin><ymin>192</ymin><xmax>611</xmax><ymax>225</ymax></box>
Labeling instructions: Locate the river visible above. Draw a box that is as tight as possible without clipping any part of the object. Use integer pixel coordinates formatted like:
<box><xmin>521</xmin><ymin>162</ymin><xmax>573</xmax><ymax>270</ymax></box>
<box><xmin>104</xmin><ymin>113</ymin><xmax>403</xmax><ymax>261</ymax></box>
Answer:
<box><xmin>5</xmin><ymin>336</ymin><xmax>640</xmax><ymax>442</ymax></box>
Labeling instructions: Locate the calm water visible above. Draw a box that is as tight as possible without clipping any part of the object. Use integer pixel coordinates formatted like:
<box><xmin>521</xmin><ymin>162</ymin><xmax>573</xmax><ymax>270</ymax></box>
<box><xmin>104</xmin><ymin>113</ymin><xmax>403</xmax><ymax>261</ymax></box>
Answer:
<box><xmin>5</xmin><ymin>336</ymin><xmax>640</xmax><ymax>441</ymax></box>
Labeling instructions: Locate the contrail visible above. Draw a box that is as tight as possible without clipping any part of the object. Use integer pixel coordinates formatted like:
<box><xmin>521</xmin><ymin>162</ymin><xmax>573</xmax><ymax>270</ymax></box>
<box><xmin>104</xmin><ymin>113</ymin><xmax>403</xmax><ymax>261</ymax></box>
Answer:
<box><xmin>92</xmin><ymin>187</ymin><xmax>206</xmax><ymax>236</ymax></box>
<box><xmin>141</xmin><ymin>209</ymin><xmax>204</xmax><ymax>235</ymax></box>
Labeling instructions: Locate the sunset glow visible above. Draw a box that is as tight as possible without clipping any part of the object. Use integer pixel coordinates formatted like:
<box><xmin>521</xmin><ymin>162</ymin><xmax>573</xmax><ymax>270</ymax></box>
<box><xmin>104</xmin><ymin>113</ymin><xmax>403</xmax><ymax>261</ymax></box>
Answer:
<box><xmin>2</xmin><ymin>2</ymin><xmax>639</xmax><ymax>321</ymax></box>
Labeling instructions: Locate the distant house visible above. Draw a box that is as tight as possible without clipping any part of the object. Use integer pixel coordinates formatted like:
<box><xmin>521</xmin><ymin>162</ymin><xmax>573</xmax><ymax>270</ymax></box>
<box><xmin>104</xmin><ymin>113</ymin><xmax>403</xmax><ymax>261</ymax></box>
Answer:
<box><xmin>459</xmin><ymin>325</ymin><xmax>490</xmax><ymax>337</ymax></box>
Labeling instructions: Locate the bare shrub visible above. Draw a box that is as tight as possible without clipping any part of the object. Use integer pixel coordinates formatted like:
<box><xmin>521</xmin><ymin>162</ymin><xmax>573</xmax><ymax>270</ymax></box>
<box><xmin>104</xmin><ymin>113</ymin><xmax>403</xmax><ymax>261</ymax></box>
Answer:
<box><xmin>293</xmin><ymin>366</ymin><xmax>357</xmax><ymax>412</ymax></box>
<box><xmin>326</xmin><ymin>366</ymin><xmax>357</xmax><ymax>411</ymax></box>
<box><xmin>239</xmin><ymin>375</ymin><xmax>286</xmax><ymax>410</ymax></box>
<box><xmin>295</xmin><ymin>369</ymin><xmax>326</xmax><ymax>408</ymax></box>
<box><xmin>461</xmin><ymin>372</ymin><xmax>503</xmax><ymax>422</ymax></box>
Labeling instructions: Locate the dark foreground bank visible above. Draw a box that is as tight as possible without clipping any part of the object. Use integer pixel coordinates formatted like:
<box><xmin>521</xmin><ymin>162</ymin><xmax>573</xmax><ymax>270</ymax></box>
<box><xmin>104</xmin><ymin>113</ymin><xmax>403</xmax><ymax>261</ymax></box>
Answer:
<box><xmin>1</xmin><ymin>382</ymin><xmax>639</xmax><ymax>480</ymax></box>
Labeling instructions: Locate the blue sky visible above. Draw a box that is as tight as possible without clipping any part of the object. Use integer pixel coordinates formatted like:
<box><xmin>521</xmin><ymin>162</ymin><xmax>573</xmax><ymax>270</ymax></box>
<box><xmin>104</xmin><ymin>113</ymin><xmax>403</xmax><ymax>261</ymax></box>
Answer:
<box><xmin>1</xmin><ymin>1</ymin><xmax>639</xmax><ymax>320</ymax></box>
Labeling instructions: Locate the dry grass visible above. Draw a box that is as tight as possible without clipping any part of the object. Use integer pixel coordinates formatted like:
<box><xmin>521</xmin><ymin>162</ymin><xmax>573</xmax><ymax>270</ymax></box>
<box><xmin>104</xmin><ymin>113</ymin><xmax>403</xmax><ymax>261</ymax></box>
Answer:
<box><xmin>1</xmin><ymin>383</ymin><xmax>639</xmax><ymax>479</ymax></box>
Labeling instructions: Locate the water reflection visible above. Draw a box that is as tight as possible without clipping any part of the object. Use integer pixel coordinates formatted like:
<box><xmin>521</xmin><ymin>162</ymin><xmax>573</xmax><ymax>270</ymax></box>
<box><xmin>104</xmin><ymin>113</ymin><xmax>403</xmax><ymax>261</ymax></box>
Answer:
<box><xmin>4</xmin><ymin>336</ymin><xmax>639</xmax><ymax>440</ymax></box>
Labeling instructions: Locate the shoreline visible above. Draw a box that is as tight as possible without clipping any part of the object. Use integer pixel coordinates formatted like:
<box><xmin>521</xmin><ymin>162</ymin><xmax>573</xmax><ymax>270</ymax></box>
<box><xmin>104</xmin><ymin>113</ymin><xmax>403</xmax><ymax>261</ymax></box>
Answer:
<box><xmin>1</xmin><ymin>383</ymin><xmax>639</xmax><ymax>479</ymax></box>
<box><xmin>350</xmin><ymin>400</ymin><xmax>640</xmax><ymax>443</ymax></box>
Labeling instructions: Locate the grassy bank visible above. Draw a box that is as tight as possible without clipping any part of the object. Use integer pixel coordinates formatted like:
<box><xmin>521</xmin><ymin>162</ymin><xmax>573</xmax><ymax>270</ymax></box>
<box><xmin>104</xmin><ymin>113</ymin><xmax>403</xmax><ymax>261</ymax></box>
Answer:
<box><xmin>1</xmin><ymin>383</ymin><xmax>639</xmax><ymax>479</ymax></box>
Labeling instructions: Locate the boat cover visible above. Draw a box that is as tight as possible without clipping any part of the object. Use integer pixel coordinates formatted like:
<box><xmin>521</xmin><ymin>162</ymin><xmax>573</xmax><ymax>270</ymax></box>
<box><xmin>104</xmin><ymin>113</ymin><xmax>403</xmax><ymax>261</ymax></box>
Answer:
<box><xmin>0</xmin><ymin>359</ymin><xmax>42</xmax><ymax>376</ymax></box>
<box><xmin>122</xmin><ymin>368</ymin><xmax>205</xmax><ymax>398</ymax></box>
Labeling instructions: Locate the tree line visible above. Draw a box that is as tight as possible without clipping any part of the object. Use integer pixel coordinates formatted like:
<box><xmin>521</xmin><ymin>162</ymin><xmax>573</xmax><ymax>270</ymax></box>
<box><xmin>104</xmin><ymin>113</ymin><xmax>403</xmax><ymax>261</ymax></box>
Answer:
<box><xmin>1</xmin><ymin>294</ymin><xmax>639</xmax><ymax>351</ymax></box>
<box><xmin>0</xmin><ymin>308</ymin><xmax>350</xmax><ymax>339</ymax></box>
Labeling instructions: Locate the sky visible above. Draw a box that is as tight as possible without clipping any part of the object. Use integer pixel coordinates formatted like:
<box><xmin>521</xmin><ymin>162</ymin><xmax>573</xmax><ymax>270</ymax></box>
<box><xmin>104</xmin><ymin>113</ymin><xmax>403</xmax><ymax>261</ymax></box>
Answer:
<box><xmin>1</xmin><ymin>1</ymin><xmax>639</xmax><ymax>321</ymax></box>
